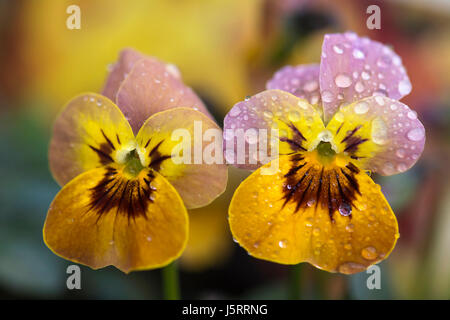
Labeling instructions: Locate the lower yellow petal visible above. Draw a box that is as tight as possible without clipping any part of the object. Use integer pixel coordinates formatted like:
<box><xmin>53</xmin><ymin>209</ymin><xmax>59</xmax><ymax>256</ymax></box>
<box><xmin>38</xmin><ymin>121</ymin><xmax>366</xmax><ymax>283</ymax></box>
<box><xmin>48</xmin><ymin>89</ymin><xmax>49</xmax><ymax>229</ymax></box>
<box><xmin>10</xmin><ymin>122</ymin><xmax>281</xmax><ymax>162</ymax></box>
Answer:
<box><xmin>229</xmin><ymin>153</ymin><xmax>399</xmax><ymax>274</ymax></box>
<box><xmin>44</xmin><ymin>166</ymin><xmax>188</xmax><ymax>273</ymax></box>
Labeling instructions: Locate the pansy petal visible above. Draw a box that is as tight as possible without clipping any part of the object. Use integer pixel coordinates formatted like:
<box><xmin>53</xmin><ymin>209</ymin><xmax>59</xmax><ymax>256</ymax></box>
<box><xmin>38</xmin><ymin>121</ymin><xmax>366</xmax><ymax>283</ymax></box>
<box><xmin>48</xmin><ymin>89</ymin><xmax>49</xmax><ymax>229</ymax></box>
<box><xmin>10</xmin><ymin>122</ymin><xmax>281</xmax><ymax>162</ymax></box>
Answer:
<box><xmin>320</xmin><ymin>32</ymin><xmax>412</xmax><ymax>122</ymax></box>
<box><xmin>229</xmin><ymin>154</ymin><xmax>399</xmax><ymax>274</ymax></box>
<box><xmin>135</xmin><ymin>108</ymin><xmax>227</xmax><ymax>209</ymax></box>
<box><xmin>102</xmin><ymin>49</ymin><xmax>145</xmax><ymax>101</ymax></box>
<box><xmin>116</xmin><ymin>58</ymin><xmax>212</xmax><ymax>134</ymax></box>
<box><xmin>266</xmin><ymin>64</ymin><xmax>322</xmax><ymax>106</ymax></box>
<box><xmin>49</xmin><ymin>93</ymin><xmax>135</xmax><ymax>186</ymax></box>
<box><xmin>223</xmin><ymin>89</ymin><xmax>325</xmax><ymax>170</ymax></box>
<box><xmin>327</xmin><ymin>96</ymin><xmax>425</xmax><ymax>176</ymax></box>
<box><xmin>44</xmin><ymin>166</ymin><xmax>188</xmax><ymax>273</ymax></box>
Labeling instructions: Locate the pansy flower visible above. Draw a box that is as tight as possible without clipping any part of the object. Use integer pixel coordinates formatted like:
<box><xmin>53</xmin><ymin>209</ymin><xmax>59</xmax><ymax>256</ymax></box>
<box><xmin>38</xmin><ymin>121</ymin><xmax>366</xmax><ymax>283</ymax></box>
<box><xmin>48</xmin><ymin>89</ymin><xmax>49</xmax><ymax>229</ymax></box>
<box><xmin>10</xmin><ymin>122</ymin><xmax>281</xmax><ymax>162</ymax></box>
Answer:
<box><xmin>224</xmin><ymin>32</ymin><xmax>425</xmax><ymax>274</ymax></box>
<box><xmin>45</xmin><ymin>49</ymin><xmax>227</xmax><ymax>273</ymax></box>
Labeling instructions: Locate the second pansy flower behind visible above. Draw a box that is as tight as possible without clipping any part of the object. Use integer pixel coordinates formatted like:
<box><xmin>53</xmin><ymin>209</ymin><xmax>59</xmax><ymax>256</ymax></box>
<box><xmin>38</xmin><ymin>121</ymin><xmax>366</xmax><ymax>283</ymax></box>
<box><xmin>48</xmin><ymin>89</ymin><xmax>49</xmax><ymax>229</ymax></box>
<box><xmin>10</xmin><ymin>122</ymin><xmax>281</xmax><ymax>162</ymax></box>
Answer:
<box><xmin>45</xmin><ymin>49</ymin><xmax>227</xmax><ymax>273</ymax></box>
<box><xmin>224</xmin><ymin>32</ymin><xmax>425</xmax><ymax>274</ymax></box>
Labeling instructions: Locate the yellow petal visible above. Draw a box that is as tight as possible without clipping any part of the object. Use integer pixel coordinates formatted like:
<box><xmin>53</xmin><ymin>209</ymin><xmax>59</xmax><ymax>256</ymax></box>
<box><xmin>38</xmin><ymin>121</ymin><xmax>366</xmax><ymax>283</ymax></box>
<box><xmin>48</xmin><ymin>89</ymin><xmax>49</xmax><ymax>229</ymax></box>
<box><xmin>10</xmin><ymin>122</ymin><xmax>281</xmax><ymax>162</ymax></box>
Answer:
<box><xmin>49</xmin><ymin>93</ymin><xmax>135</xmax><ymax>186</ymax></box>
<box><xmin>135</xmin><ymin>107</ymin><xmax>227</xmax><ymax>209</ymax></box>
<box><xmin>229</xmin><ymin>153</ymin><xmax>399</xmax><ymax>274</ymax></box>
<box><xmin>44</xmin><ymin>166</ymin><xmax>188</xmax><ymax>273</ymax></box>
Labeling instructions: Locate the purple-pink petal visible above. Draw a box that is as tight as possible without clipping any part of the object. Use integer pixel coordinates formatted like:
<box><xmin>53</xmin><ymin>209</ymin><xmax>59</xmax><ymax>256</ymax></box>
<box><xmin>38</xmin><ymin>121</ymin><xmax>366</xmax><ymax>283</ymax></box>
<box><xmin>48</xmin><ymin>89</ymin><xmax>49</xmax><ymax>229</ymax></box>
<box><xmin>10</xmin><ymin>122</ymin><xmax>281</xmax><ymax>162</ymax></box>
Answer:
<box><xmin>102</xmin><ymin>49</ymin><xmax>145</xmax><ymax>102</ymax></box>
<box><xmin>320</xmin><ymin>32</ymin><xmax>412</xmax><ymax>122</ymax></box>
<box><xmin>115</xmin><ymin>58</ymin><xmax>212</xmax><ymax>134</ymax></box>
<box><xmin>266</xmin><ymin>64</ymin><xmax>321</xmax><ymax>105</ymax></box>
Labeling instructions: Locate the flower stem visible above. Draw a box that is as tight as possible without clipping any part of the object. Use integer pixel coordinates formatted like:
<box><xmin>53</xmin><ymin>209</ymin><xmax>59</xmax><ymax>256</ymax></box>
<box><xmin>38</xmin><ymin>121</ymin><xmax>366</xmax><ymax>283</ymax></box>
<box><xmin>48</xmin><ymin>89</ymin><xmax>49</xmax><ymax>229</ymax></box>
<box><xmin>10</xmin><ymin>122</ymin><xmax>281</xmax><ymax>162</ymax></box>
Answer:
<box><xmin>288</xmin><ymin>264</ymin><xmax>302</xmax><ymax>300</ymax></box>
<box><xmin>162</xmin><ymin>261</ymin><xmax>180</xmax><ymax>300</ymax></box>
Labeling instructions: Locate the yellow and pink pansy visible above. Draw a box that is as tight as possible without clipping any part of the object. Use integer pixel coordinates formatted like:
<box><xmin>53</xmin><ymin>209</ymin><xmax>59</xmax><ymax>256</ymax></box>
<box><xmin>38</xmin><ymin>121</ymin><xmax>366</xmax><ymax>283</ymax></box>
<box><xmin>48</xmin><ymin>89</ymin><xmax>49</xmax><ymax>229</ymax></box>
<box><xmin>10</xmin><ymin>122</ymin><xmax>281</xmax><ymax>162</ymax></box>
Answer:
<box><xmin>224</xmin><ymin>32</ymin><xmax>425</xmax><ymax>274</ymax></box>
<box><xmin>45</xmin><ymin>49</ymin><xmax>227</xmax><ymax>273</ymax></box>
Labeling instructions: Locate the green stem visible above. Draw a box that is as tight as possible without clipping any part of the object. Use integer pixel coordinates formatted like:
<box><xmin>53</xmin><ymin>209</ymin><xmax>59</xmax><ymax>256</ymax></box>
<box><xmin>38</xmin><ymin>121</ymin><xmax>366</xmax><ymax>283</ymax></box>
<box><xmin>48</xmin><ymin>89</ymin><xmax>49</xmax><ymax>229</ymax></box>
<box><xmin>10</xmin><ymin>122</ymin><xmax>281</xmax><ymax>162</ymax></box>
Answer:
<box><xmin>288</xmin><ymin>264</ymin><xmax>302</xmax><ymax>300</ymax></box>
<box><xmin>162</xmin><ymin>261</ymin><xmax>180</xmax><ymax>300</ymax></box>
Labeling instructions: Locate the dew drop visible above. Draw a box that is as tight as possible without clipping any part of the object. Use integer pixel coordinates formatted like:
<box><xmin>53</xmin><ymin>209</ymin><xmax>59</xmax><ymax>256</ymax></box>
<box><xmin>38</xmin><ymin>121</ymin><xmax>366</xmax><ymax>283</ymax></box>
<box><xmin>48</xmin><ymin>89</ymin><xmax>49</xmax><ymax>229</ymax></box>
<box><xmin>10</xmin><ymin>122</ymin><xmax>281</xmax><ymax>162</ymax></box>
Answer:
<box><xmin>334</xmin><ymin>112</ymin><xmax>344</xmax><ymax>122</ymax></box>
<box><xmin>407</xmin><ymin>110</ymin><xmax>417</xmax><ymax>120</ymax></box>
<box><xmin>396</xmin><ymin>149</ymin><xmax>406</xmax><ymax>158</ymax></box>
<box><xmin>361</xmin><ymin>71</ymin><xmax>371</xmax><ymax>80</ymax></box>
<box><xmin>355</xmin><ymin>81</ymin><xmax>365</xmax><ymax>93</ymax></box>
<box><xmin>338</xmin><ymin>202</ymin><xmax>352</xmax><ymax>216</ymax></box>
<box><xmin>398</xmin><ymin>80</ymin><xmax>412</xmax><ymax>95</ymax></box>
<box><xmin>352</xmin><ymin>48</ymin><xmax>365</xmax><ymax>59</ymax></box>
<box><xmin>333</xmin><ymin>45</ymin><xmax>344</xmax><ymax>54</ymax></box>
<box><xmin>338</xmin><ymin>262</ymin><xmax>366</xmax><ymax>274</ymax></box>
<box><xmin>371</xmin><ymin>117</ymin><xmax>388</xmax><ymax>145</ymax></box>
<box><xmin>361</xmin><ymin>246</ymin><xmax>378</xmax><ymax>260</ymax></box>
<box><xmin>354</xmin><ymin>101</ymin><xmax>369</xmax><ymax>114</ymax></box>
<box><xmin>407</xmin><ymin>128</ymin><xmax>425</xmax><ymax>141</ymax></box>
<box><xmin>345</xmin><ymin>224</ymin><xmax>355</xmax><ymax>232</ymax></box>
<box><xmin>303</xmin><ymin>80</ymin><xmax>318</xmax><ymax>92</ymax></box>
<box><xmin>313</xmin><ymin>228</ymin><xmax>320</xmax><ymax>236</ymax></box>
<box><xmin>335</xmin><ymin>74</ymin><xmax>352</xmax><ymax>88</ymax></box>
<box><xmin>229</xmin><ymin>106</ymin><xmax>241</xmax><ymax>117</ymax></box>
<box><xmin>278</xmin><ymin>239</ymin><xmax>287</xmax><ymax>248</ymax></box>
<box><xmin>322</xmin><ymin>91</ymin><xmax>334</xmax><ymax>103</ymax></box>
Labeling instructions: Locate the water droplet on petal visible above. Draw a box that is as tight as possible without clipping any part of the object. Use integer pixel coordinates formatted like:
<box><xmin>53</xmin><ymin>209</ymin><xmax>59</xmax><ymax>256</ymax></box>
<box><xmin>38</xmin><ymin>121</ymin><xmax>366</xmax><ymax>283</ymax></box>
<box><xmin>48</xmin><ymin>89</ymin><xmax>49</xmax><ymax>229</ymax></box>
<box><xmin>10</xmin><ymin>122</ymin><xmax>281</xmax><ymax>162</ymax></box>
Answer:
<box><xmin>361</xmin><ymin>246</ymin><xmax>378</xmax><ymax>260</ymax></box>
<box><xmin>278</xmin><ymin>240</ymin><xmax>287</xmax><ymax>248</ymax></box>
<box><xmin>333</xmin><ymin>45</ymin><xmax>344</xmax><ymax>54</ymax></box>
<box><xmin>229</xmin><ymin>106</ymin><xmax>241</xmax><ymax>117</ymax></box>
<box><xmin>338</xmin><ymin>202</ymin><xmax>352</xmax><ymax>216</ymax></box>
<box><xmin>371</xmin><ymin>117</ymin><xmax>388</xmax><ymax>145</ymax></box>
<box><xmin>407</xmin><ymin>128</ymin><xmax>425</xmax><ymax>141</ymax></box>
<box><xmin>398</xmin><ymin>80</ymin><xmax>412</xmax><ymax>95</ymax></box>
<box><xmin>354</xmin><ymin>101</ymin><xmax>369</xmax><ymax>114</ymax></box>
<box><xmin>338</xmin><ymin>262</ymin><xmax>366</xmax><ymax>274</ymax></box>
<box><xmin>352</xmin><ymin>49</ymin><xmax>365</xmax><ymax>59</ymax></box>
<box><xmin>361</xmin><ymin>71</ymin><xmax>371</xmax><ymax>80</ymax></box>
<box><xmin>303</xmin><ymin>80</ymin><xmax>318</xmax><ymax>92</ymax></box>
<box><xmin>322</xmin><ymin>91</ymin><xmax>334</xmax><ymax>103</ymax></box>
<box><xmin>407</xmin><ymin>111</ymin><xmax>417</xmax><ymax>120</ymax></box>
<box><xmin>335</xmin><ymin>74</ymin><xmax>352</xmax><ymax>88</ymax></box>
<box><xmin>396</xmin><ymin>149</ymin><xmax>406</xmax><ymax>158</ymax></box>
<box><xmin>355</xmin><ymin>81</ymin><xmax>365</xmax><ymax>93</ymax></box>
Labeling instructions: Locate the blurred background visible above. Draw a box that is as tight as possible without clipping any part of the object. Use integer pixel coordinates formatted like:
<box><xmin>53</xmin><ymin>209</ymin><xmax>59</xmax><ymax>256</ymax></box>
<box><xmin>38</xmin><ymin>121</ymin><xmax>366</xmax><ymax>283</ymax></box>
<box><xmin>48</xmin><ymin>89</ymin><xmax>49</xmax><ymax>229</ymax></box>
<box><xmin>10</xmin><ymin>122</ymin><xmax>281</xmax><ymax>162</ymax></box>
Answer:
<box><xmin>0</xmin><ymin>0</ymin><xmax>449</xmax><ymax>299</ymax></box>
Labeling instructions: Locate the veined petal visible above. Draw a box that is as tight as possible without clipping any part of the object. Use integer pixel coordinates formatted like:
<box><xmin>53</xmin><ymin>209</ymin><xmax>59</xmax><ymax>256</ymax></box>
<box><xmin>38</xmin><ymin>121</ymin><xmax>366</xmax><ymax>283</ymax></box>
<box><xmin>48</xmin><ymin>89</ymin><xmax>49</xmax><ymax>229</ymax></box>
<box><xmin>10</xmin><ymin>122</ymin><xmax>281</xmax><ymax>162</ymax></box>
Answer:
<box><xmin>229</xmin><ymin>154</ymin><xmax>399</xmax><ymax>274</ymax></box>
<box><xmin>223</xmin><ymin>89</ymin><xmax>325</xmax><ymax>170</ymax></box>
<box><xmin>116</xmin><ymin>58</ymin><xmax>212</xmax><ymax>134</ymax></box>
<box><xmin>44</xmin><ymin>166</ymin><xmax>188</xmax><ymax>273</ymax></box>
<box><xmin>49</xmin><ymin>93</ymin><xmax>135</xmax><ymax>186</ymax></box>
<box><xmin>102</xmin><ymin>48</ymin><xmax>145</xmax><ymax>102</ymax></box>
<box><xmin>266</xmin><ymin>64</ymin><xmax>322</xmax><ymax>107</ymax></box>
<box><xmin>327</xmin><ymin>96</ymin><xmax>425</xmax><ymax>176</ymax></box>
<box><xmin>320</xmin><ymin>32</ymin><xmax>412</xmax><ymax>122</ymax></box>
<box><xmin>135</xmin><ymin>108</ymin><xmax>227</xmax><ymax>209</ymax></box>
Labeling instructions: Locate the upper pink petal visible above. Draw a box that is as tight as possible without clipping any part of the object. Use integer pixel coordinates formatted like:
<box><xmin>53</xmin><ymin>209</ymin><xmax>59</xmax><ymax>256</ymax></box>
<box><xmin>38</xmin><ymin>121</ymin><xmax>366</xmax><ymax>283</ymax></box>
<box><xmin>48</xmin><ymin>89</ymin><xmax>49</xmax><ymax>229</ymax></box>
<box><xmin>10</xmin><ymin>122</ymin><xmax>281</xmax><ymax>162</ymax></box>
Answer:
<box><xmin>320</xmin><ymin>32</ymin><xmax>412</xmax><ymax>122</ymax></box>
<box><xmin>103</xmin><ymin>50</ymin><xmax>212</xmax><ymax>134</ymax></box>
<box><xmin>266</xmin><ymin>64</ymin><xmax>321</xmax><ymax>106</ymax></box>
<box><xmin>102</xmin><ymin>48</ymin><xmax>145</xmax><ymax>102</ymax></box>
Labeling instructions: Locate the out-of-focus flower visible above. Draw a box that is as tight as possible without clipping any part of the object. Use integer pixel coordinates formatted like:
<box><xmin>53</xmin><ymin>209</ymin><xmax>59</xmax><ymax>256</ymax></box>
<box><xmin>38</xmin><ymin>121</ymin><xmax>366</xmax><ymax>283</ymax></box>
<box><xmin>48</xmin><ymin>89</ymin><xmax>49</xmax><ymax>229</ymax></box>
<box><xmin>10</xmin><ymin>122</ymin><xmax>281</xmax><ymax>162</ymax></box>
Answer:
<box><xmin>223</xmin><ymin>32</ymin><xmax>425</xmax><ymax>274</ymax></box>
<box><xmin>14</xmin><ymin>0</ymin><xmax>261</xmax><ymax>117</ymax></box>
<box><xmin>44</xmin><ymin>50</ymin><xmax>227</xmax><ymax>273</ymax></box>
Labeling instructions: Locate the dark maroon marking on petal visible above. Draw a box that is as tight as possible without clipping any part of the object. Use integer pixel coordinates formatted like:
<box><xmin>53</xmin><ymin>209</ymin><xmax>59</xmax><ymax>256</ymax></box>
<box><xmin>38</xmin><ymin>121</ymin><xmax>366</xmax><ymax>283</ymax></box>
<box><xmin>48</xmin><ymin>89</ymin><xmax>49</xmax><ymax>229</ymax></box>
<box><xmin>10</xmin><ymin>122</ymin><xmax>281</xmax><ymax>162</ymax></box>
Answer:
<box><xmin>287</xmin><ymin>122</ymin><xmax>306</xmax><ymax>143</ymax></box>
<box><xmin>88</xmin><ymin>145</ymin><xmax>114</xmax><ymax>165</ymax></box>
<box><xmin>101</xmin><ymin>129</ymin><xmax>116</xmax><ymax>150</ymax></box>
<box><xmin>116</xmin><ymin>134</ymin><xmax>121</xmax><ymax>145</ymax></box>
<box><xmin>149</xmin><ymin>155</ymin><xmax>171</xmax><ymax>171</ymax></box>
<box><xmin>341</xmin><ymin>125</ymin><xmax>362</xmax><ymax>144</ymax></box>
<box><xmin>281</xmin><ymin>155</ymin><xmax>361</xmax><ymax>222</ymax></box>
<box><xmin>149</xmin><ymin>140</ymin><xmax>164</xmax><ymax>157</ymax></box>
<box><xmin>279</xmin><ymin>137</ymin><xmax>307</xmax><ymax>151</ymax></box>
<box><xmin>88</xmin><ymin>168</ymin><xmax>157</xmax><ymax>221</ymax></box>
<box><xmin>336</xmin><ymin>122</ymin><xmax>344</xmax><ymax>135</ymax></box>
<box><xmin>344</xmin><ymin>137</ymin><xmax>369</xmax><ymax>153</ymax></box>
<box><xmin>346</xmin><ymin>162</ymin><xmax>360</xmax><ymax>174</ymax></box>
<box><xmin>144</xmin><ymin>138</ymin><xmax>151</xmax><ymax>148</ymax></box>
